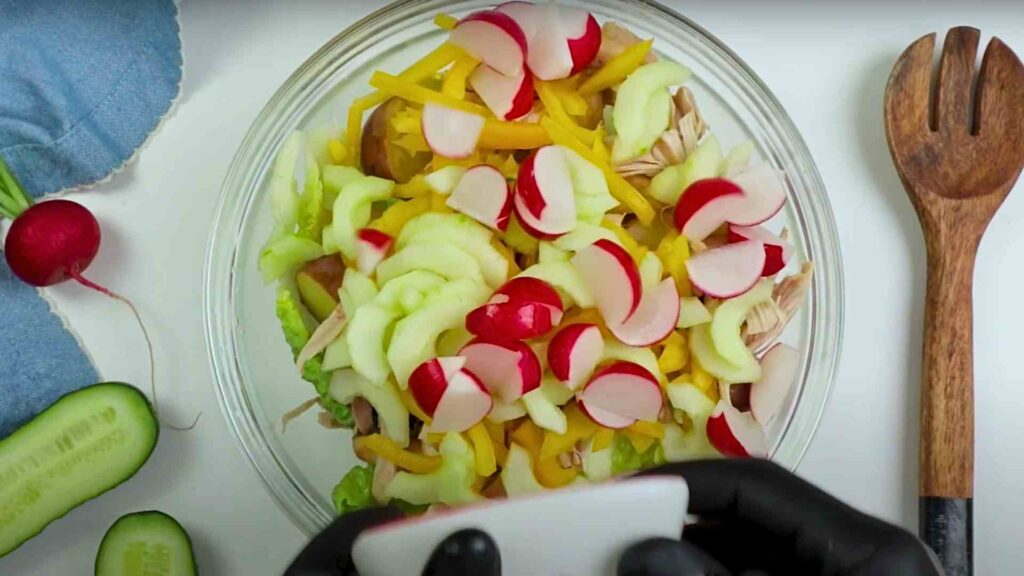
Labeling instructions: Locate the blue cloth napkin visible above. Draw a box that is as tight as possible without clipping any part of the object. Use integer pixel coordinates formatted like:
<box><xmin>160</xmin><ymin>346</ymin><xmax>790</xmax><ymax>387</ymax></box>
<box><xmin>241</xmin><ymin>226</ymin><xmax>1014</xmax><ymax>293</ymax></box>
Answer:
<box><xmin>0</xmin><ymin>0</ymin><xmax>181</xmax><ymax>436</ymax></box>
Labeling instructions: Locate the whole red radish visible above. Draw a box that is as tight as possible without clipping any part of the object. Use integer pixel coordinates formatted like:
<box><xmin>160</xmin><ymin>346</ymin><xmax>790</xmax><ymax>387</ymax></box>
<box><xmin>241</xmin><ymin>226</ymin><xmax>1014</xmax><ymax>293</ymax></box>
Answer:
<box><xmin>3</xmin><ymin>199</ymin><xmax>195</xmax><ymax>430</ymax></box>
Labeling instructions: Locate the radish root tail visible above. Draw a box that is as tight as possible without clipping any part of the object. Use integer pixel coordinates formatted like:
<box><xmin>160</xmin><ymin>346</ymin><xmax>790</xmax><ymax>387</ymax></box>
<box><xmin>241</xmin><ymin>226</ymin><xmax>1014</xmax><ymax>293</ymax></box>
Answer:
<box><xmin>71</xmin><ymin>271</ymin><xmax>201</xmax><ymax>431</ymax></box>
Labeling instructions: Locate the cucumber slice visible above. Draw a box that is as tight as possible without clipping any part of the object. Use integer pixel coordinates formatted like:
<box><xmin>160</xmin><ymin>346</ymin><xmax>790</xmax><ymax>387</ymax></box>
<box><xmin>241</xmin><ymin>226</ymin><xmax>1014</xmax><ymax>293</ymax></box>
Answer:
<box><xmin>538</xmin><ymin>241</ymin><xmax>570</xmax><ymax>263</ymax></box>
<box><xmin>552</xmin><ymin>223</ymin><xmax>620</xmax><ymax>252</ymax></box>
<box><xmin>258</xmin><ymin>233</ymin><xmax>324</xmax><ymax>283</ymax></box>
<box><xmin>94</xmin><ymin>511</ymin><xmax>196</xmax><ymax>576</ymax></box>
<box><xmin>268</xmin><ymin>131</ymin><xmax>304</xmax><ymax>230</ymax></box>
<box><xmin>332</xmin><ymin>175</ymin><xmax>394</xmax><ymax>259</ymax></box>
<box><xmin>396</xmin><ymin>213</ymin><xmax>507</xmax><ymax>288</ymax></box>
<box><xmin>322</xmin><ymin>334</ymin><xmax>353</xmax><ymax>371</ymax></box>
<box><xmin>564</xmin><ymin>149</ymin><xmax>618</xmax><ymax>223</ymax></box>
<box><xmin>338</xmin><ymin>269</ymin><xmax>378</xmax><ymax>320</ymax></box>
<box><xmin>612</xmin><ymin>62</ymin><xmax>692</xmax><ymax>163</ymax></box>
<box><xmin>516</xmin><ymin>261</ymin><xmax>594</xmax><ymax>308</ymax></box>
<box><xmin>347</xmin><ymin>303</ymin><xmax>402</xmax><ymax>384</ymax></box>
<box><xmin>649</xmin><ymin>135</ymin><xmax>722</xmax><ymax>204</ymax></box>
<box><xmin>376</xmin><ymin>242</ymin><xmax>485</xmax><ymax>286</ymax></box>
<box><xmin>602</xmin><ymin>339</ymin><xmax>665</xmax><ymax>384</ymax></box>
<box><xmin>329</xmin><ymin>370</ymin><xmax>410</xmax><ymax>447</ymax></box>
<box><xmin>689</xmin><ymin>321</ymin><xmax>762</xmax><ymax>384</ymax></box>
<box><xmin>0</xmin><ymin>383</ymin><xmax>158</xmax><ymax>557</ymax></box>
<box><xmin>374</xmin><ymin>270</ymin><xmax>446</xmax><ymax>311</ymax></box>
<box><xmin>522</xmin><ymin>388</ymin><xmax>567</xmax><ymax>434</ymax></box>
<box><xmin>387</xmin><ymin>279</ymin><xmax>490</xmax><ymax>387</ymax></box>
<box><xmin>639</xmin><ymin>251</ymin><xmax>663</xmax><ymax>292</ymax></box>
<box><xmin>709</xmin><ymin>280</ymin><xmax>773</xmax><ymax>368</ymax></box>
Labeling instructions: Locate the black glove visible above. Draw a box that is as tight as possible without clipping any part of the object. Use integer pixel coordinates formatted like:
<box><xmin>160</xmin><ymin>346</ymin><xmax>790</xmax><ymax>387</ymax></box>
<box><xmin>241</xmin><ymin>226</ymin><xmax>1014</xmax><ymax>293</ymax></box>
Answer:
<box><xmin>623</xmin><ymin>459</ymin><xmax>944</xmax><ymax>576</ymax></box>
<box><xmin>282</xmin><ymin>505</ymin><xmax>500</xmax><ymax>576</ymax></box>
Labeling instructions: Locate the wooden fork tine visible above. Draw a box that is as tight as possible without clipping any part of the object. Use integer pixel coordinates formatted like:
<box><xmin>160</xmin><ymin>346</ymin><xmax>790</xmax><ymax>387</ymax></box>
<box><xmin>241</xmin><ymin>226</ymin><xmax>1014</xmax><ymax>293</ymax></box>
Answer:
<box><xmin>975</xmin><ymin>37</ymin><xmax>1024</xmax><ymax>143</ymax></box>
<box><xmin>885</xmin><ymin>33</ymin><xmax>936</xmax><ymax>134</ymax></box>
<box><xmin>935</xmin><ymin>27</ymin><xmax>980</xmax><ymax>134</ymax></box>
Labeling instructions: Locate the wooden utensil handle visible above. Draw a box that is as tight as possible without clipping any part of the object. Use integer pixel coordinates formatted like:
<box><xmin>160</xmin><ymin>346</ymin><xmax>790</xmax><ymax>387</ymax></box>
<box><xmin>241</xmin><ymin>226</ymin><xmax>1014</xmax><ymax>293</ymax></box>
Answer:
<box><xmin>919</xmin><ymin>231</ymin><xmax>977</xmax><ymax>576</ymax></box>
<box><xmin>920</xmin><ymin>234</ymin><xmax>975</xmax><ymax>498</ymax></box>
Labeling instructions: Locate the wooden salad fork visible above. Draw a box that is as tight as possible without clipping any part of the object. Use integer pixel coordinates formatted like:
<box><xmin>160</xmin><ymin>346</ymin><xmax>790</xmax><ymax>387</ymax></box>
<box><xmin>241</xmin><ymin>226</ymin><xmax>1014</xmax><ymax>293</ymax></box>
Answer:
<box><xmin>885</xmin><ymin>27</ymin><xmax>1024</xmax><ymax>575</ymax></box>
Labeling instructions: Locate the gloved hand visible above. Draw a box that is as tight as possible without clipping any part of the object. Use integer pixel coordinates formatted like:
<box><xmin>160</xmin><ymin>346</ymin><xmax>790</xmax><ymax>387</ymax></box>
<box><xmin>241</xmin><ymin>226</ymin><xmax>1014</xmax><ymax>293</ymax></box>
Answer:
<box><xmin>623</xmin><ymin>459</ymin><xmax>944</xmax><ymax>576</ymax></box>
<box><xmin>282</xmin><ymin>506</ymin><xmax>500</xmax><ymax>576</ymax></box>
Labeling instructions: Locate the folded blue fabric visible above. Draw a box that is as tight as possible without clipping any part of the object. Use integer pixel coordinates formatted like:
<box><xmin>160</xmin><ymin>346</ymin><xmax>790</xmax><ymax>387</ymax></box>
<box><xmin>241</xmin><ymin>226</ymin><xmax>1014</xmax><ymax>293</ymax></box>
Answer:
<box><xmin>0</xmin><ymin>0</ymin><xmax>182</xmax><ymax>197</ymax></box>
<box><xmin>0</xmin><ymin>259</ymin><xmax>99</xmax><ymax>438</ymax></box>
<box><xmin>0</xmin><ymin>0</ymin><xmax>181</xmax><ymax>436</ymax></box>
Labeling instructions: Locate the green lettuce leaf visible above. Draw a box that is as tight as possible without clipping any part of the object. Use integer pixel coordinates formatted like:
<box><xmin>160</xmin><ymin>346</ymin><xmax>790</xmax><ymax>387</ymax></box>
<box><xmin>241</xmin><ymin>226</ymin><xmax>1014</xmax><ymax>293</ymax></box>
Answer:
<box><xmin>611</xmin><ymin>435</ymin><xmax>662</xmax><ymax>475</ymax></box>
<box><xmin>332</xmin><ymin>465</ymin><xmax>375</xmax><ymax>514</ymax></box>
<box><xmin>276</xmin><ymin>286</ymin><xmax>353</xmax><ymax>427</ymax></box>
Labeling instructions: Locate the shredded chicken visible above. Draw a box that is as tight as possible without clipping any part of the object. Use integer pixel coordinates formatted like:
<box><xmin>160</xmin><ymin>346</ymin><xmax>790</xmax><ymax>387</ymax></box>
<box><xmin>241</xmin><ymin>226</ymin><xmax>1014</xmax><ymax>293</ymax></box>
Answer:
<box><xmin>295</xmin><ymin>304</ymin><xmax>347</xmax><ymax>370</ymax></box>
<box><xmin>744</xmin><ymin>262</ymin><xmax>814</xmax><ymax>352</ymax></box>
<box><xmin>352</xmin><ymin>396</ymin><xmax>376</xmax><ymax>435</ymax></box>
<box><xmin>280</xmin><ymin>396</ymin><xmax>320</xmax><ymax>433</ymax></box>
<box><xmin>372</xmin><ymin>459</ymin><xmax>396</xmax><ymax>504</ymax></box>
<box><xmin>595</xmin><ymin>22</ymin><xmax>659</xmax><ymax>67</ymax></box>
<box><xmin>615</xmin><ymin>88</ymin><xmax>710</xmax><ymax>178</ymax></box>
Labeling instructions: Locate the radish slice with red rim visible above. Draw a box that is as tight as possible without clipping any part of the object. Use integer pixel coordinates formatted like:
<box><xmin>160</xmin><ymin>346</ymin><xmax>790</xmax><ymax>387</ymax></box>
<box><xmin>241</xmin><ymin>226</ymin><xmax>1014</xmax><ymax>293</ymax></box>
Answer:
<box><xmin>547</xmin><ymin>323</ymin><xmax>604</xmax><ymax>391</ymax></box>
<box><xmin>706</xmin><ymin>400</ymin><xmax>767</xmax><ymax>457</ymax></box>
<box><xmin>460</xmin><ymin>338</ymin><xmax>542</xmax><ymax>403</ymax></box>
<box><xmin>446</xmin><ymin>165</ymin><xmax>512</xmax><ymax>231</ymax></box>
<box><xmin>469</xmin><ymin>65</ymin><xmax>534</xmax><ymax>121</ymax></box>
<box><xmin>685</xmin><ymin>240</ymin><xmax>766</xmax><ymax>299</ymax></box>
<box><xmin>578</xmin><ymin>361</ymin><xmax>663</xmax><ymax>428</ymax></box>
<box><xmin>728</xmin><ymin>224</ymin><xmax>793</xmax><ymax>276</ymax></box>
<box><xmin>571</xmin><ymin>239</ymin><xmax>643</xmax><ymax>325</ymax></box>
<box><xmin>421</xmin><ymin>102</ymin><xmax>485</xmax><ymax>159</ymax></box>
<box><xmin>607</xmin><ymin>278</ymin><xmax>680</xmax><ymax>347</ymax></box>
<box><xmin>450</xmin><ymin>10</ymin><xmax>528</xmax><ymax>77</ymax></box>
<box><xmin>750</xmin><ymin>343</ymin><xmax>800</xmax><ymax>425</ymax></box>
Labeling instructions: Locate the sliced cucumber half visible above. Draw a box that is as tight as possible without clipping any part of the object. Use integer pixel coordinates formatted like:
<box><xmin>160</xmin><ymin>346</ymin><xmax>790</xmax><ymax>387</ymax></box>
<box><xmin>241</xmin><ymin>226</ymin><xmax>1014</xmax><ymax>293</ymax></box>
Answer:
<box><xmin>0</xmin><ymin>383</ymin><xmax>158</xmax><ymax>557</ymax></box>
<box><xmin>95</xmin><ymin>511</ymin><xmax>197</xmax><ymax>576</ymax></box>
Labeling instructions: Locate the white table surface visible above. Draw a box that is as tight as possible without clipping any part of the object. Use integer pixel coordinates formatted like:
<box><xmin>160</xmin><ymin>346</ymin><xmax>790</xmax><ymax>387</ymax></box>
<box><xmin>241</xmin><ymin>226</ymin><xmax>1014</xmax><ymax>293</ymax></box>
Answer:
<box><xmin>4</xmin><ymin>1</ymin><xmax>1023</xmax><ymax>574</ymax></box>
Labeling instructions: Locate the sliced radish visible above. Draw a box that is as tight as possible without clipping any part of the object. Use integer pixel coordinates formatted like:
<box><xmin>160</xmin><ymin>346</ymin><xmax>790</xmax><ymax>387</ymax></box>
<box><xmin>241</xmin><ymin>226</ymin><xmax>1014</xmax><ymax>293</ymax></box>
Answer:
<box><xmin>685</xmin><ymin>240</ymin><xmax>766</xmax><ymax>299</ymax></box>
<box><xmin>674</xmin><ymin>178</ymin><xmax>745</xmax><ymax>241</ymax></box>
<box><xmin>750</xmin><ymin>343</ymin><xmax>800</xmax><ymax>425</ymax></box>
<box><xmin>488</xmin><ymin>276</ymin><xmax>564</xmax><ymax>322</ymax></box>
<box><xmin>469</xmin><ymin>65</ymin><xmax>534</xmax><ymax>121</ymax></box>
<box><xmin>728</xmin><ymin>225</ymin><xmax>793</xmax><ymax>277</ymax></box>
<box><xmin>564</xmin><ymin>9</ymin><xmax>601</xmax><ymax>75</ymax></box>
<box><xmin>515</xmin><ymin>146</ymin><xmax>576</xmax><ymax>229</ymax></box>
<box><xmin>608</xmin><ymin>278</ymin><xmax>680</xmax><ymax>347</ymax></box>
<box><xmin>355</xmin><ymin>228</ymin><xmax>392</xmax><ymax>275</ymax></box>
<box><xmin>513</xmin><ymin>194</ymin><xmax>567</xmax><ymax>239</ymax></box>
<box><xmin>446</xmin><ymin>165</ymin><xmax>512</xmax><ymax>231</ymax></box>
<box><xmin>460</xmin><ymin>338</ymin><xmax>542</xmax><ymax>403</ymax></box>
<box><xmin>724</xmin><ymin>164</ymin><xmax>787</xmax><ymax>226</ymax></box>
<box><xmin>497</xmin><ymin>2</ymin><xmax>599</xmax><ymax>80</ymax></box>
<box><xmin>578</xmin><ymin>362</ymin><xmax>663</xmax><ymax>428</ymax></box>
<box><xmin>706</xmin><ymin>400</ymin><xmax>767</xmax><ymax>457</ymax></box>
<box><xmin>450</xmin><ymin>10</ymin><xmax>528</xmax><ymax>77</ymax></box>
<box><xmin>421</xmin><ymin>102</ymin><xmax>485</xmax><ymax>159</ymax></box>
<box><xmin>465</xmin><ymin>301</ymin><xmax>555</xmax><ymax>341</ymax></box>
<box><xmin>409</xmin><ymin>357</ymin><xmax>492</xmax><ymax>433</ymax></box>
<box><xmin>547</xmin><ymin>323</ymin><xmax>604</xmax><ymax>391</ymax></box>
<box><xmin>571</xmin><ymin>239</ymin><xmax>642</xmax><ymax>325</ymax></box>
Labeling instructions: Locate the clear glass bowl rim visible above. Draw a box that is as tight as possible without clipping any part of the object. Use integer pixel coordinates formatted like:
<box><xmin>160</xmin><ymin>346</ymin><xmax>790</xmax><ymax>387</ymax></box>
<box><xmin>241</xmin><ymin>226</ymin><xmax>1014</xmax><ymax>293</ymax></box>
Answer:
<box><xmin>204</xmin><ymin>0</ymin><xmax>845</xmax><ymax>537</ymax></box>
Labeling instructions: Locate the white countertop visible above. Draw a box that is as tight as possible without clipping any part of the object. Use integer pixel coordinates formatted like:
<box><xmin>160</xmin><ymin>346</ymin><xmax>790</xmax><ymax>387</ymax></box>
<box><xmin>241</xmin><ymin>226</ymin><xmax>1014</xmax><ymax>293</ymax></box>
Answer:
<box><xmin>4</xmin><ymin>1</ymin><xmax>1023</xmax><ymax>574</ymax></box>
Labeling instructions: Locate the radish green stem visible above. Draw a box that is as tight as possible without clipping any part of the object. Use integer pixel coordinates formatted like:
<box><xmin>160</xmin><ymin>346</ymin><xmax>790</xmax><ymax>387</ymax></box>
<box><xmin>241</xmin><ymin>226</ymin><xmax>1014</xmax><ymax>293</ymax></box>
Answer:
<box><xmin>0</xmin><ymin>156</ymin><xmax>31</xmax><ymax>218</ymax></box>
<box><xmin>0</xmin><ymin>203</ymin><xmax>15</xmax><ymax>220</ymax></box>
<box><xmin>70</xmin><ymin>270</ymin><xmax>201</xmax><ymax>432</ymax></box>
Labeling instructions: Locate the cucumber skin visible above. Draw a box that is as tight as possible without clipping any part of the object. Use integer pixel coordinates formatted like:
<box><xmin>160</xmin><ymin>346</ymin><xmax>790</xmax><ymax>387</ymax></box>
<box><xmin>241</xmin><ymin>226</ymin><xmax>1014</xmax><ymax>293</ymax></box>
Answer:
<box><xmin>95</xmin><ymin>511</ymin><xmax>197</xmax><ymax>576</ymax></box>
<box><xmin>0</xmin><ymin>382</ymin><xmax>158</xmax><ymax>558</ymax></box>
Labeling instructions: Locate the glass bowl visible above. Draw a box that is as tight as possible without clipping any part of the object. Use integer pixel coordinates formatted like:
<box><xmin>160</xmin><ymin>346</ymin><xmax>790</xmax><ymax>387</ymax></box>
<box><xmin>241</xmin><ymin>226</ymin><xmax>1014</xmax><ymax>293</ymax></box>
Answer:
<box><xmin>204</xmin><ymin>0</ymin><xmax>844</xmax><ymax>537</ymax></box>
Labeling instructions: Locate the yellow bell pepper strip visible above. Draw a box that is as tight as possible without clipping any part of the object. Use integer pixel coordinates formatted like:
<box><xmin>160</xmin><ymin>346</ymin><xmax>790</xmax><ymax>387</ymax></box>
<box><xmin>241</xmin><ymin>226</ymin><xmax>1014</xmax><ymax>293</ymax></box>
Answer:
<box><xmin>628</xmin><ymin>420</ymin><xmax>666</xmax><ymax>439</ymax></box>
<box><xmin>483</xmin><ymin>419</ymin><xmax>509</xmax><ymax>467</ymax></box>
<box><xmin>467</xmin><ymin>423</ymin><xmax>498</xmax><ymax>476</ymax></box>
<box><xmin>399</xmin><ymin>386</ymin><xmax>432</xmax><ymax>424</ymax></box>
<box><xmin>370</xmin><ymin>71</ymin><xmax>489</xmax><ymax>116</ymax></box>
<box><xmin>656</xmin><ymin>231</ymin><xmax>693</xmax><ymax>297</ymax></box>
<box><xmin>541</xmin><ymin>117</ymin><xmax>655</xmax><ymax>224</ymax></box>
<box><xmin>478</xmin><ymin>119</ymin><xmax>552</xmax><ymax>150</ymax></box>
<box><xmin>540</xmin><ymin>403</ymin><xmax>599</xmax><ymax>460</ymax></box>
<box><xmin>367</xmin><ymin>196</ymin><xmax>432</xmax><ymax>237</ymax></box>
<box><xmin>535</xmin><ymin>454</ymin><xmax>579</xmax><ymax>488</ymax></box>
<box><xmin>691</xmin><ymin>356</ymin><xmax>716</xmax><ymax>395</ymax></box>
<box><xmin>442</xmin><ymin>54</ymin><xmax>480</xmax><ymax>99</ymax></box>
<box><xmin>592</xmin><ymin>125</ymin><xmax>610</xmax><ymax>164</ymax></box>
<box><xmin>354</xmin><ymin>434</ymin><xmax>442</xmax><ymax>474</ymax></box>
<box><xmin>511</xmin><ymin>419</ymin><xmax>545</xmax><ymax>454</ymax></box>
<box><xmin>592</xmin><ymin>428</ymin><xmax>615</xmax><ymax>452</ymax></box>
<box><xmin>393</xmin><ymin>133</ymin><xmax>431</xmax><ymax>154</ymax></box>
<box><xmin>536</xmin><ymin>81</ymin><xmax>597</xmax><ymax>146</ymax></box>
<box><xmin>657</xmin><ymin>330</ymin><xmax>689</xmax><ymax>374</ymax></box>
<box><xmin>549</xmin><ymin>77</ymin><xmax>589</xmax><ymax>116</ymax></box>
<box><xmin>430</xmin><ymin>192</ymin><xmax>452</xmax><ymax>213</ymax></box>
<box><xmin>393</xmin><ymin>175</ymin><xmax>432</xmax><ymax>199</ymax></box>
<box><xmin>327</xmin><ymin>139</ymin><xmax>347</xmax><ymax>164</ymax></box>
<box><xmin>345</xmin><ymin>43</ymin><xmax>463</xmax><ymax>163</ymax></box>
<box><xmin>389</xmin><ymin>107</ymin><xmax>423</xmax><ymax>134</ymax></box>
<box><xmin>578</xmin><ymin>39</ymin><xmax>654</xmax><ymax>96</ymax></box>
<box><xmin>623</xmin><ymin>429</ymin><xmax>658</xmax><ymax>454</ymax></box>
<box><xmin>434</xmin><ymin>13</ymin><xmax>459</xmax><ymax>30</ymax></box>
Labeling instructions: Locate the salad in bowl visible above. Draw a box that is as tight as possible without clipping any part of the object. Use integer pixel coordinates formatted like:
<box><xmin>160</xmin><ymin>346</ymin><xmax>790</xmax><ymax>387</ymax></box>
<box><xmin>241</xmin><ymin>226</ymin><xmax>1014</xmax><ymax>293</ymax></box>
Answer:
<box><xmin>257</xmin><ymin>2</ymin><xmax>813</xmax><ymax>515</ymax></box>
